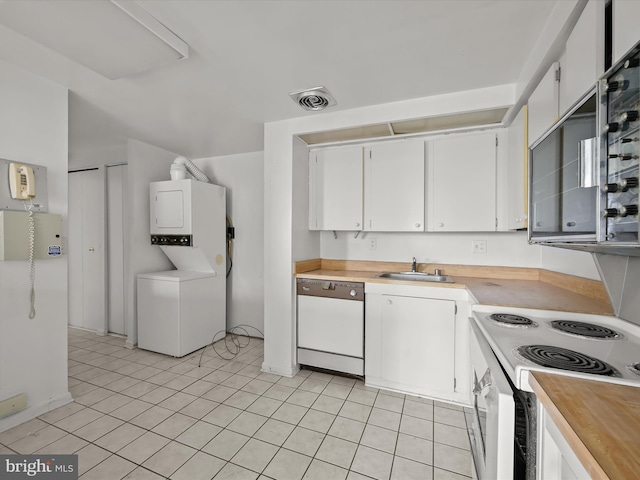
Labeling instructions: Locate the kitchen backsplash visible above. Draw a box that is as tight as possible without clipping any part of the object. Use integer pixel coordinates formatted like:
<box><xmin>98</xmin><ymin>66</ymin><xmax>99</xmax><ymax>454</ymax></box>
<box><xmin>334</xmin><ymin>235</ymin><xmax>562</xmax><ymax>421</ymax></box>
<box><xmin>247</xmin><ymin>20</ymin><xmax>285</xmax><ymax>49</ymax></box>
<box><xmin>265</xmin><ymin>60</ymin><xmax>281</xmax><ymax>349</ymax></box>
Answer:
<box><xmin>594</xmin><ymin>253</ymin><xmax>640</xmax><ymax>325</ymax></box>
<box><xmin>319</xmin><ymin>230</ymin><xmax>602</xmax><ymax>280</ymax></box>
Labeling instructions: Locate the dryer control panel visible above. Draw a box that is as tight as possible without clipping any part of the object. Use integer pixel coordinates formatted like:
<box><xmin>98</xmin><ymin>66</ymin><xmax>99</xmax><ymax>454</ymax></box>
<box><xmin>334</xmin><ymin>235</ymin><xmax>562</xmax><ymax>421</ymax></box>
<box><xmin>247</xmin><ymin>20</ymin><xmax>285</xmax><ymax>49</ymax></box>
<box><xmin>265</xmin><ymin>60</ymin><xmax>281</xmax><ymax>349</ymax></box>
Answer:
<box><xmin>150</xmin><ymin>234</ymin><xmax>192</xmax><ymax>246</ymax></box>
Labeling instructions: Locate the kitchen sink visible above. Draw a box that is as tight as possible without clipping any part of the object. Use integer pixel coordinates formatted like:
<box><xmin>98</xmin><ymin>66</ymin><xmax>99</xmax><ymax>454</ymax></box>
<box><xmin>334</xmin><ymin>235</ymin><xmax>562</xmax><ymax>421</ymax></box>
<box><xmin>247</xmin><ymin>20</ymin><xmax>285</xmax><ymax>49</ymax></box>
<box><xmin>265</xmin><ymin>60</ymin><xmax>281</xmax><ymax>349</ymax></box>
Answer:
<box><xmin>376</xmin><ymin>272</ymin><xmax>455</xmax><ymax>283</ymax></box>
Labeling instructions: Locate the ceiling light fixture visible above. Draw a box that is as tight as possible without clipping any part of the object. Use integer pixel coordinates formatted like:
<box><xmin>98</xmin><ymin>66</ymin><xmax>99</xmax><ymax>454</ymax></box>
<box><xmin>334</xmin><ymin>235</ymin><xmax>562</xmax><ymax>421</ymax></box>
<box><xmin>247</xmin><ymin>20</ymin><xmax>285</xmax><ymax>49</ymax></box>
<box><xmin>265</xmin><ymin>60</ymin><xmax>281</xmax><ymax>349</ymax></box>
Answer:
<box><xmin>289</xmin><ymin>86</ymin><xmax>337</xmax><ymax>111</ymax></box>
<box><xmin>0</xmin><ymin>0</ymin><xmax>189</xmax><ymax>79</ymax></box>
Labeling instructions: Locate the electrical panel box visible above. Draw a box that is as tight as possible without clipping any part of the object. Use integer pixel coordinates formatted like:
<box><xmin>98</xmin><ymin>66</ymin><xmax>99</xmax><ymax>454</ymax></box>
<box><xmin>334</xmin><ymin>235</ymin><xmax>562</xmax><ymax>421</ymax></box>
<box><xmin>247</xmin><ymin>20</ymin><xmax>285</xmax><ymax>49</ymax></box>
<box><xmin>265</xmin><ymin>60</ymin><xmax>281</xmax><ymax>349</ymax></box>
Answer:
<box><xmin>0</xmin><ymin>159</ymin><xmax>49</xmax><ymax>212</ymax></box>
<box><xmin>0</xmin><ymin>211</ymin><xmax>62</xmax><ymax>260</ymax></box>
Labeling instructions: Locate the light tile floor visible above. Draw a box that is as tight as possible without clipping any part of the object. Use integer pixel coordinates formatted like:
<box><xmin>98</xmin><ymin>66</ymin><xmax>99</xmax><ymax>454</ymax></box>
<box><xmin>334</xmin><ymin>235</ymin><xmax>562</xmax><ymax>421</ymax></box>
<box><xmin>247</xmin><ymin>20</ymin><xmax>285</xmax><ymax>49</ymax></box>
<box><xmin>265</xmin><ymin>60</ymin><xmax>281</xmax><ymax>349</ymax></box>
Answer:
<box><xmin>0</xmin><ymin>328</ymin><xmax>474</xmax><ymax>480</ymax></box>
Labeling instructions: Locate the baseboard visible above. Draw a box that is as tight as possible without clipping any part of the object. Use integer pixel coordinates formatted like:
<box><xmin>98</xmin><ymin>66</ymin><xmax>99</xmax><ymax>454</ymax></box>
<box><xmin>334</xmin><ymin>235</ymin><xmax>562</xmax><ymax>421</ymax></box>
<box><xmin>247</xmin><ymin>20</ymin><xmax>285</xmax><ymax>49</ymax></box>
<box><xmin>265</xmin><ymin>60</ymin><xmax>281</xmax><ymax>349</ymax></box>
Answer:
<box><xmin>261</xmin><ymin>362</ymin><xmax>299</xmax><ymax>378</ymax></box>
<box><xmin>0</xmin><ymin>392</ymin><xmax>73</xmax><ymax>434</ymax></box>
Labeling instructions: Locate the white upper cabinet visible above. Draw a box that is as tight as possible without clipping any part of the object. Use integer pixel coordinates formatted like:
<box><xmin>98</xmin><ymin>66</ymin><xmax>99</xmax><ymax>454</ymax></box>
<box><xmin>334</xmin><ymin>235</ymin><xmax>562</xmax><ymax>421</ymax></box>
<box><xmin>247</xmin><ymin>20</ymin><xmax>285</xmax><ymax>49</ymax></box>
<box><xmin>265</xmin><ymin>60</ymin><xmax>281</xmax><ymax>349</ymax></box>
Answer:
<box><xmin>528</xmin><ymin>62</ymin><xmax>560</xmax><ymax>147</ymax></box>
<box><xmin>428</xmin><ymin>131</ymin><xmax>497</xmax><ymax>232</ymax></box>
<box><xmin>309</xmin><ymin>146</ymin><xmax>363</xmax><ymax>231</ymax></box>
<box><xmin>613</xmin><ymin>0</ymin><xmax>640</xmax><ymax>65</ymax></box>
<box><xmin>530</xmin><ymin>1</ymin><xmax>604</xmax><ymax>146</ymax></box>
<box><xmin>506</xmin><ymin>107</ymin><xmax>528</xmax><ymax>230</ymax></box>
<box><xmin>559</xmin><ymin>0</ymin><xmax>604</xmax><ymax>114</ymax></box>
<box><xmin>364</xmin><ymin>139</ymin><xmax>425</xmax><ymax>231</ymax></box>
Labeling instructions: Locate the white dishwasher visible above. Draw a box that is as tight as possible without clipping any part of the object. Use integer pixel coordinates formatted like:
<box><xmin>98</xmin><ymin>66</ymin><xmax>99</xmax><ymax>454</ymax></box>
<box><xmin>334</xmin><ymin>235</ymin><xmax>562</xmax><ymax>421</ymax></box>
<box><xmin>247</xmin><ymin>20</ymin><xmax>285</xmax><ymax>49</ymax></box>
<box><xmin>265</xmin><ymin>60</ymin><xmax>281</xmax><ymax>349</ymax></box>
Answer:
<box><xmin>296</xmin><ymin>278</ymin><xmax>364</xmax><ymax>376</ymax></box>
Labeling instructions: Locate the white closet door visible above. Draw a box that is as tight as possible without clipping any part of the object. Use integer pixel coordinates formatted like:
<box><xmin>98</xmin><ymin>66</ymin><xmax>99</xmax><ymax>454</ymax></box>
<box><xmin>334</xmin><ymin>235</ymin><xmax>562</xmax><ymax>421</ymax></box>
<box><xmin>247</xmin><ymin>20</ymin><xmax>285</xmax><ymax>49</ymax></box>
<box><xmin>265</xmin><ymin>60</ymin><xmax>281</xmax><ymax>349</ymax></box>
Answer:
<box><xmin>107</xmin><ymin>165</ymin><xmax>127</xmax><ymax>335</ymax></box>
<box><xmin>68</xmin><ymin>168</ymin><xmax>105</xmax><ymax>333</ymax></box>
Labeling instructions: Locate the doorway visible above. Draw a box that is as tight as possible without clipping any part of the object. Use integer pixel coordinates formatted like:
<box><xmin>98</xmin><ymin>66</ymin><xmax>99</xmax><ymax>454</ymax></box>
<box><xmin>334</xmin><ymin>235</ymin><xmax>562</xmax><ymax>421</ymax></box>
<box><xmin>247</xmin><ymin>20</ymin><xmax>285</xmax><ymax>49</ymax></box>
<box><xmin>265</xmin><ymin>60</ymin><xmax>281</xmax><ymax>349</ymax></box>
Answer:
<box><xmin>68</xmin><ymin>165</ymin><xmax>128</xmax><ymax>335</ymax></box>
<box><xmin>68</xmin><ymin>168</ymin><xmax>105</xmax><ymax>332</ymax></box>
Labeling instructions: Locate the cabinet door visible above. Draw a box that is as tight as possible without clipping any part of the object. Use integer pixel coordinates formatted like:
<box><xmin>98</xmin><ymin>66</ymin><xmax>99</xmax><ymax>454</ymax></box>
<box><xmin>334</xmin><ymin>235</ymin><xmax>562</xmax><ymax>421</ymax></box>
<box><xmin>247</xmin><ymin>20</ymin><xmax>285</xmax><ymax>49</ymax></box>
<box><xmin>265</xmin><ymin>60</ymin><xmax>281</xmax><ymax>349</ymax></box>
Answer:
<box><xmin>559</xmin><ymin>0</ymin><xmax>604</xmax><ymax>114</ymax></box>
<box><xmin>309</xmin><ymin>146</ymin><xmax>363</xmax><ymax>231</ymax></box>
<box><xmin>529</xmin><ymin>62</ymin><xmax>560</xmax><ymax>147</ymax></box>
<box><xmin>429</xmin><ymin>132</ymin><xmax>497</xmax><ymax>232</ymax></box>
<box><xmin>613</xmin><ymin>0</ymin><xmax>640</xmax><ymax>65</ymax></box>
<box><xmin>506</xmin><ymin>107</ymin><xmax>528</xmax><ymax>230</ymax></box>
<box><xmin>364</xmin><ymin>140</ymin><xmax>425</xmax><ymax>231</ymax></box>
<box><xmin>379</xmin><ymin>295</ymin><xmax>455</xmax><ymax>397</ymax></box>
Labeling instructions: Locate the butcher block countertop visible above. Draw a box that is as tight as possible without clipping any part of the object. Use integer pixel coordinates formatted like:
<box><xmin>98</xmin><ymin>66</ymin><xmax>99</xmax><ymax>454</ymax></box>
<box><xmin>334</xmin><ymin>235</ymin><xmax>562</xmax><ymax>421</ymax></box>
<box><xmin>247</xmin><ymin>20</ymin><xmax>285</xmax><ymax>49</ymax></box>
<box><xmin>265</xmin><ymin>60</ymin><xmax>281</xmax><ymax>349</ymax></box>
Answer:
<box><xmin>531</xmin><ymin>372</ymin><xmax>640</xmax><ymax>480</ymax></box>
<box><xmin>294</xmin><ymin>259</ymin><xmax>613</xmax><ymax>315</ymax></box>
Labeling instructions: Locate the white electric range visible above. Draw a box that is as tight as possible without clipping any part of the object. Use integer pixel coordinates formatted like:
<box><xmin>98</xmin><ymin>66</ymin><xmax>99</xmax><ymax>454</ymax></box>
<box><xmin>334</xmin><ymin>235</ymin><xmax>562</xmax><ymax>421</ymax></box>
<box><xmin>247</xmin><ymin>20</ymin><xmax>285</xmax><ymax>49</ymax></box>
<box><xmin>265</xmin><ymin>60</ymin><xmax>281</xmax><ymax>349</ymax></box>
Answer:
<box><xmin>471</xmin><ymin>304</ymin><xmax>640</xmax><ymax>392</ymax></box>
<box><xmin>466</xmin><ymin>304</ymin><xmax>640</xmax><ymax>480</ymax></box>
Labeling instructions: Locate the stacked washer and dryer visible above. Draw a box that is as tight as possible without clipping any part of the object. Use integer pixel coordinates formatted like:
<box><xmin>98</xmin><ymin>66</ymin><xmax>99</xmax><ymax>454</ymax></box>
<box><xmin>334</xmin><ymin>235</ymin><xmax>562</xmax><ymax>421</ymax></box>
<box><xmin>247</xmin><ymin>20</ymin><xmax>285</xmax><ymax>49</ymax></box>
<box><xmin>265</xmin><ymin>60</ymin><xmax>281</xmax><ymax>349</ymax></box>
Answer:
<box><xmin>137</xmin><ymin>167</ymin><xmax>227</xmax><ymax>357</ymax></box>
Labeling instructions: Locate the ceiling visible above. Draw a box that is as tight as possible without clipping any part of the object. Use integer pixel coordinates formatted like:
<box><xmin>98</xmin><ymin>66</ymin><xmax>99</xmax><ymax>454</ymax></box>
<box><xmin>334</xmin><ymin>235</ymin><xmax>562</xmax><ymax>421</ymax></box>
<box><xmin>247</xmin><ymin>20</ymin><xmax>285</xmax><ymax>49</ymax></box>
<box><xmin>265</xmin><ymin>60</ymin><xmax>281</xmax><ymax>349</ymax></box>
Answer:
<box><xmin>0</xmin><ymin>0</ymin><xmax>557</xmax><ymax>159</ymax></box>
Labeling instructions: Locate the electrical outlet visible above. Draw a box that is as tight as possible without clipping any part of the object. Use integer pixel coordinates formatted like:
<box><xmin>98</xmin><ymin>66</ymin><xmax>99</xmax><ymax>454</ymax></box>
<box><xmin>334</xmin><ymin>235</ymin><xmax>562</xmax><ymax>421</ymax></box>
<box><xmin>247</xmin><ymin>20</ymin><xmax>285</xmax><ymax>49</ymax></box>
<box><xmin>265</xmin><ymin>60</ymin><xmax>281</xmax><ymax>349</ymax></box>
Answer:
<box><xmin>369</xmin><ymin>238</ymin><xmax>377</xmax><ymax>250</ymax></box>
<box><xmin>472</xmin><ymin>240</ymin><xmax>487</xmax><ymax>254</ymax></box>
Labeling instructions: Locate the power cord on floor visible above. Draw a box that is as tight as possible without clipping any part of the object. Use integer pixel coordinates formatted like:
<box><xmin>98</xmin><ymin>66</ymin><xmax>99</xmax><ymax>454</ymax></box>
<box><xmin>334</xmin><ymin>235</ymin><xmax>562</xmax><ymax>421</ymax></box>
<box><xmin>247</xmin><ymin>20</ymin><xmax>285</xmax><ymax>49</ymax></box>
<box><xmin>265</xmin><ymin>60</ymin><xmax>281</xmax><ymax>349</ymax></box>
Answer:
<box><xmin>197</xmin><ymin>324</ymin><xmax>265</xmax><ymax>366</ymax></box>
<box><xmin>226</xmin><ymin>216</ymin><xmax>234</xmax><ymax>278</ymax></box>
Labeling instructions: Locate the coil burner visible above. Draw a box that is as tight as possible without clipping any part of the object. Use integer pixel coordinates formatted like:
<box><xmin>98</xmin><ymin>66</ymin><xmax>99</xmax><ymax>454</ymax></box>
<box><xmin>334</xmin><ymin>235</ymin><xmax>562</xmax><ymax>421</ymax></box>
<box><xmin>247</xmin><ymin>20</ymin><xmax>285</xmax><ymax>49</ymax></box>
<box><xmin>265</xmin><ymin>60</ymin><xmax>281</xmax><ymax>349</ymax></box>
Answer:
<box><xmin>550</xmin><ymin>320</ymin><xmax>621</xmax><ymax>339</ymax></box>
<box><xmin>489</xmin><ymin>313</ymin><xmax>538</xmax><ymax>328</ymax></box>
<box><xmin>516</xmin><ymin>345</ymin><xmax>620</xmax><ymax>377</ymax></box>
<box><xmin>628</xmin><ymin>363</ymin><xmax>640</xmax><ymax>376</ymax></box>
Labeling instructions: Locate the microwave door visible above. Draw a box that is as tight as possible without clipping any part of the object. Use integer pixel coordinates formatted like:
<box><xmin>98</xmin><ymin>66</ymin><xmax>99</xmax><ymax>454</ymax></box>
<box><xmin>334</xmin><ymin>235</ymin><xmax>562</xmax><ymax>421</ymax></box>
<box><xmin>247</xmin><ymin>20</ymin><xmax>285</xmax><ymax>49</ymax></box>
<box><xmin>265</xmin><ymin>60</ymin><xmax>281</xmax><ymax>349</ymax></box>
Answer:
<box><xmin>562</xmin><ymin>117</ymin><xmax>598</xmax><ymax>233</ymax></box>
<box><xmin>529</xmin><ymin>89</ymin><xmax>598</xmax><ymax>243</ymax></box>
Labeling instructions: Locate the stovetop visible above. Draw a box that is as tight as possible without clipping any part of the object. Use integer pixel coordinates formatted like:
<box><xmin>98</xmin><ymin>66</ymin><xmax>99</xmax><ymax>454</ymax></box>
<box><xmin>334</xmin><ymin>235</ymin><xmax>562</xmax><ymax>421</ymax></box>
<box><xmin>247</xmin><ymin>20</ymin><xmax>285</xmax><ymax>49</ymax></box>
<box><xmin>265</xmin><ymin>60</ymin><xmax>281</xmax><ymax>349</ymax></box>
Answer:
<box><xmin>471</xmin><ymin>304</ymin><xmax>640</xmax><ymax>392</ymax></box>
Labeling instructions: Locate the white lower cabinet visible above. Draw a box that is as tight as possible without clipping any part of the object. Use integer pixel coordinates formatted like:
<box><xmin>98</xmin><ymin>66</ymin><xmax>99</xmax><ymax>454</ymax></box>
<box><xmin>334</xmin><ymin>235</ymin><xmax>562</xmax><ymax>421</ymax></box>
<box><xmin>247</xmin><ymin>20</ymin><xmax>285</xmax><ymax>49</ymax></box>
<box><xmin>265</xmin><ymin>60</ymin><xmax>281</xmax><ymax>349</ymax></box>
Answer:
<box><xmin>366</xmin><ymin>292</ymin><xmax>456</xmax><ymax>401</ymax></box>
<box><xmin>537</xmin><ymin>403</ymin><xmax>590</xmax><ymax>480</ymax></box>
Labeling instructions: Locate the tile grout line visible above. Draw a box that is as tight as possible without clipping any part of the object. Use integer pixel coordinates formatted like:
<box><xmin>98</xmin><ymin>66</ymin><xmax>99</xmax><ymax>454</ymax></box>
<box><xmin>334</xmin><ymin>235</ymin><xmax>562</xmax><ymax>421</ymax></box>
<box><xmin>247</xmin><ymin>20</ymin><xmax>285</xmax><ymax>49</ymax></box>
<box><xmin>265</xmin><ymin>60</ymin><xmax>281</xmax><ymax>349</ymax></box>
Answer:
<box><xmin>4</xmin><ymin>330</ymin><xmax>473</xmax><ymax>479</ymax></box>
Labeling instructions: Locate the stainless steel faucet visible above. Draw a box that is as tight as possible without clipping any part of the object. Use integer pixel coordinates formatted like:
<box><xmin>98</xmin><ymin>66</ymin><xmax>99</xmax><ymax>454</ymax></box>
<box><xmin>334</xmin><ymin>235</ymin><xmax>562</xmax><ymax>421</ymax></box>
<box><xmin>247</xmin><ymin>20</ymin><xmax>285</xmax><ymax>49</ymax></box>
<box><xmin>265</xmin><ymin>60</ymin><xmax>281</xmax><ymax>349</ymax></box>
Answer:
<box><xmin>411</xmin><ymin>257</ymin><xmax>417</xmax><ymax>272</ymax></box>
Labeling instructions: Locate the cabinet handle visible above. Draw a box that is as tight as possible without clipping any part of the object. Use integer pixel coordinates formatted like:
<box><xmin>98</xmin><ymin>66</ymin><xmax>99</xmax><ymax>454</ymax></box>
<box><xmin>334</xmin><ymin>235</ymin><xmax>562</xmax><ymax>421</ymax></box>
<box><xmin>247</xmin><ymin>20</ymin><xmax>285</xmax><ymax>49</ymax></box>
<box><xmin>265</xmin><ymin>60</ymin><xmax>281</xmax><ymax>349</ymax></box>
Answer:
<box><xmin>415</xmin><ymin>223</ymin><xmax>421</xmax><ymax>228</ymax></box>
<box><xmin>438</xmin><ymin>222</ymin><xmax>444</xmax><ymax>228</ymax></box>
<box><xmin>386</xmin><ymin>299</ymin><xmax>393</xmax><ymax>305</ymax></box>
<box><xmin>356</xmin><ymin>222</ymin><xmax>360</xmax><ymax>227</ymax></box>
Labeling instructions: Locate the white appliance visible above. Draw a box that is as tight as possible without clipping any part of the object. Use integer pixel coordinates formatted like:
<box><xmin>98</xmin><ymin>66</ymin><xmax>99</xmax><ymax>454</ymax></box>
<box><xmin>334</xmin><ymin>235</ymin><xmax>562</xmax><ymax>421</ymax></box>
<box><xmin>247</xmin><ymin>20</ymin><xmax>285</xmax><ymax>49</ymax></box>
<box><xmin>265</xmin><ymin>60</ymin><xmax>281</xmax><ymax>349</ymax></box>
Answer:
<box><xmin>137</xmin><ymin>179</ymin><xmax>226</xmax><ymax>357</ymax></box>
<box><xmin>467</xmin><ymin>304</ymin><xmax>640</xmax><ymax>480</ymax></box>
<box><xmin>296</xmin><ymin>279</ymin><xmax>364</xmax><ymax>375</ymax></box>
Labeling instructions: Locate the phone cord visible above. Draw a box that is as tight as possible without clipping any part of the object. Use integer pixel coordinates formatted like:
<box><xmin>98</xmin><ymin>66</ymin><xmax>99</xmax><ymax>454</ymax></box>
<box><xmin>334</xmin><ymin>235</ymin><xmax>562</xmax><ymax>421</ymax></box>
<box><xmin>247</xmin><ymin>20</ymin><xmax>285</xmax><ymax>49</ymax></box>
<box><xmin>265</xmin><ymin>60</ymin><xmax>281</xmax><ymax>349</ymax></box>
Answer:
<box><xmin>28</xmin><ymin>210</ymin><xmax>36</xmax><ymax>319</ymax></box>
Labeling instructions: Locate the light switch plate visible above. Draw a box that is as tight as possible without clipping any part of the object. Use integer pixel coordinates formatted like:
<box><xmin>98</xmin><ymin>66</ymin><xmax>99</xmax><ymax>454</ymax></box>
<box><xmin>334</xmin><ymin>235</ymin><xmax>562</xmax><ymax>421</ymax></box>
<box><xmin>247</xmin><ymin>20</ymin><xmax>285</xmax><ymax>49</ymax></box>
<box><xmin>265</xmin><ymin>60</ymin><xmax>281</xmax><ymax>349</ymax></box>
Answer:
<box><xmin>369</xmin><ymin>238</ymin><xmax>377</xmax><ymax>250</ymax></box>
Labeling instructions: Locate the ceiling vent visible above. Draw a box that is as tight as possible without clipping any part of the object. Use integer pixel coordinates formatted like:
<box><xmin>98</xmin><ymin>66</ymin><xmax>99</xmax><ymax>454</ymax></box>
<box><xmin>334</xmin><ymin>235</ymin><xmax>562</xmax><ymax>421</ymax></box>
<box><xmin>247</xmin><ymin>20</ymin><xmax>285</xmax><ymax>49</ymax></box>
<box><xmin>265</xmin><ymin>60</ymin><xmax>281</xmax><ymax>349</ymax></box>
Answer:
<box><xmin>289</xmin><ymin>86</ymin><xmax>337</xmax><ymax>111</ymax></box>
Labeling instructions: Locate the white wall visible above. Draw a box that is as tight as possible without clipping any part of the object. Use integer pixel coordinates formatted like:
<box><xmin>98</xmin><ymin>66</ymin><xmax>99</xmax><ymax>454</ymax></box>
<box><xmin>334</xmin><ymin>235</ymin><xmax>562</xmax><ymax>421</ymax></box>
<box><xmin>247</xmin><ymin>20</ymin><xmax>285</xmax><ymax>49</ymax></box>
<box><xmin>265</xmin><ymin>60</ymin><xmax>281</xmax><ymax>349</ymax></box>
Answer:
<box><xmin>0</xmin><ymin>59</ymin><xmax>71</xmax><ymax>432</ymax></box>
<box><xmin>321</xmin><ymin>231</ymin><xmax>601</xmax><ymax>280</ymax></box>
<box><xmin>321</xmin><ymin>231</ymin><xmax>540</xmax><ymax>268</ymax></box>
<box><xmin>540</xmin><ymin>245</ymin><xmax>600</xmax><ymax>280</ymax></box>
<box><xmin>193</xmin><ymin>152</ymin><xmax>265</xmax><ymax>334</ymax></box>
<box><xmin>292</xmin><ymin>137</ymin><xmax>321</xmax><ymax>262</ymax></box>
<box><xmin>68</xmin><ymin>93</ymin><xmax>127</xmax><ymax>170</ymax></box>
<box><xmin>125</xmin><ymin>139</ymin><xmax>177</xmax><ymax>346</ymax></box>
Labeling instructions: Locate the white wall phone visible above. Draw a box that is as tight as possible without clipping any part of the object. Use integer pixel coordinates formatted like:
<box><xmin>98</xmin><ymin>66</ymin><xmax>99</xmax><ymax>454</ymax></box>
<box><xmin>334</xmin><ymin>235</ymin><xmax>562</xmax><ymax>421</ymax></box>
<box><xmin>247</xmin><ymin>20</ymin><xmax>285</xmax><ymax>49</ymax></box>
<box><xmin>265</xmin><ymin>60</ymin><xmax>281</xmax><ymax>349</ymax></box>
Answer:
<box><xmin>1</xmin><ymin>159</ymin><xmax>61</xmax><ymax>319</ymax></box>
<box><xmin>9</xmin><ymin>163</ymin><xmax>36</xmax><ymax>200</ymax></box>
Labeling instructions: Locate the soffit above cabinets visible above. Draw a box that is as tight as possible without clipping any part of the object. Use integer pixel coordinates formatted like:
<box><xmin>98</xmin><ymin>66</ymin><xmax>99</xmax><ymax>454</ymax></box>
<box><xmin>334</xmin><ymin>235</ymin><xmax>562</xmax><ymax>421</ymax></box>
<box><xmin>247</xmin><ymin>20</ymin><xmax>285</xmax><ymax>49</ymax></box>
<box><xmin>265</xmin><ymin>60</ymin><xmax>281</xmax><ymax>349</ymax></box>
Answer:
<box><xmin>298</xmin><ymin>107</ymin><xmax>510</xmax><ymax>146</ymax></box>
